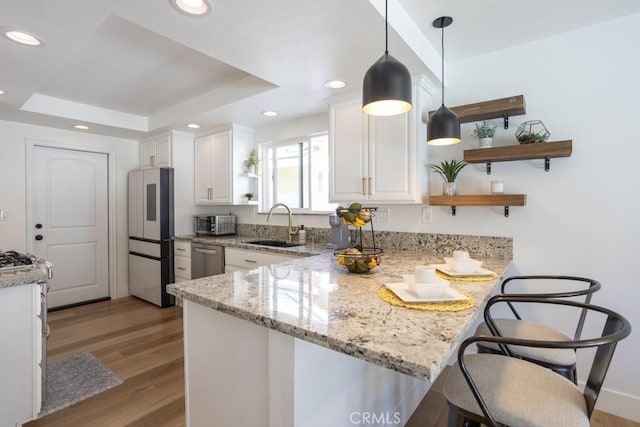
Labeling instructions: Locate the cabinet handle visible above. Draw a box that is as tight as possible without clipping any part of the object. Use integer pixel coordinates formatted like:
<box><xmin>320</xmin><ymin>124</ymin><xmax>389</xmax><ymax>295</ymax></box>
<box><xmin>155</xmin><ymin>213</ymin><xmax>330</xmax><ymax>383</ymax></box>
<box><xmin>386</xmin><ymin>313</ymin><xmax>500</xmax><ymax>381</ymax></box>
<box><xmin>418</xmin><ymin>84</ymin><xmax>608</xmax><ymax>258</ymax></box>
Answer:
<box><xmin>177</xmin><ymin>267</ymin><xmax>186</xmax><ymax>271</ymax></box>
<box><xmin>244</xmin><ymin>259</ymin><xmax>258</xmax><ymax>263</ymax></box>
<box><xmin>207</xmin><ymin>188</ymin><xmax>213</xmax><ymax>200</ymax></box>
<box><xmin>368</xmin><ymin>177</ymin><xmax>373</xmax><ymax>195</ymax></box>
<box><xmin>176</xmin><ymin>248</ymin><xmax>186</xmax><ymax>252</ymax></box>
<box><xmin>362</xmin><ymin>178</ymin><xmax>367</xmax><ymax>195</ymax></box>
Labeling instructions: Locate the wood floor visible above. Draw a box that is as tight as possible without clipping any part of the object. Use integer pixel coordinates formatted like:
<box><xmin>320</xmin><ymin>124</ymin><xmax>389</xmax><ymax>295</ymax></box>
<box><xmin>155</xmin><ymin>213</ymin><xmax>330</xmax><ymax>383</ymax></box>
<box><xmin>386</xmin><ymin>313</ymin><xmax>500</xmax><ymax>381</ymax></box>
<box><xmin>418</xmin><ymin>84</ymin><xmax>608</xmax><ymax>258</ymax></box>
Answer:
<box><xmin>25</xmin><ymin>297</ymin><xmax>638</xmax><ymax>427</ymax></box>
<box><xmin>25</xmin><ymin>297</ymin><xmax>185</xmax><ymax>427</ymax></box>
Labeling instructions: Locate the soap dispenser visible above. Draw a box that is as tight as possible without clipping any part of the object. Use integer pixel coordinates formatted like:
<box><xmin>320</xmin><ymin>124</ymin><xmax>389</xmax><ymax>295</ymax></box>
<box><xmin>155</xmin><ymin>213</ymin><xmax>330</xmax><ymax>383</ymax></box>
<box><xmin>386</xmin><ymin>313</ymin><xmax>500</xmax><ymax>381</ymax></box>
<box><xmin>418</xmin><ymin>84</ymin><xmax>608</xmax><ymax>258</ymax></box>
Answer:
<box><xmin>298</xmin><ymin>225</ymin><xmax>306</xmax><ymax>244</ymax></box>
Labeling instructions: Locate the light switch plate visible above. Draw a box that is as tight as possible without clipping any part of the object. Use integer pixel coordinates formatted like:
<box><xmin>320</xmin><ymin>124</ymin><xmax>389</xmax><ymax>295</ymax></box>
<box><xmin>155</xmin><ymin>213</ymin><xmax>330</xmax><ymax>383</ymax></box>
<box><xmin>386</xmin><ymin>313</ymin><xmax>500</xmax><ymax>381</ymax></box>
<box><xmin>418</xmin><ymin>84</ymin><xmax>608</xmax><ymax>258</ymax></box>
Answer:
<box><xmin>376</xmin><ymin>208</ymin><xmax>389</xmax><ymax>223</ymax></box>
<box><xmin>422</xmin><ymin>207</ymin><xmax>432</xmax><ymax>223</ymax></box>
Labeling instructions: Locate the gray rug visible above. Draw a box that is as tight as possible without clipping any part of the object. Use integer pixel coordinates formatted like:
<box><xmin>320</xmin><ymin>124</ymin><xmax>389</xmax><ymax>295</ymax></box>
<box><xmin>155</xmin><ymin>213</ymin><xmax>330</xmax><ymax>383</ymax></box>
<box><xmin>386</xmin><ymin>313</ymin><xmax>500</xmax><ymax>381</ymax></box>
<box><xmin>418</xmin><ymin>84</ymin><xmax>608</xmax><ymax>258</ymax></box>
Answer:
<box><xmin>39</xmin><ymin>352</ymin><xmax>123</xmax><ymax>417</ymax></box>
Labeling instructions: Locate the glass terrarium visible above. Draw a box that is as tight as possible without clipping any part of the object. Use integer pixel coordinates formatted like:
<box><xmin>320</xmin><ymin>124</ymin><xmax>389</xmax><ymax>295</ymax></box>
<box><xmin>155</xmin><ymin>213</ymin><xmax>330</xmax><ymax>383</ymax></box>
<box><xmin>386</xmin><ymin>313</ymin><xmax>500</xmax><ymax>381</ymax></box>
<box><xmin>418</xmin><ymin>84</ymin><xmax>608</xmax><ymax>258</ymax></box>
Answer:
<box><xmin>515</xmin><ymin>120</ymin><xmax>550</xmax><ymax>144</ymax></box>
<box><xmin>334</xmin><ymin>204</ymin><xmax>383</xmax><ymax>274</ymax></box>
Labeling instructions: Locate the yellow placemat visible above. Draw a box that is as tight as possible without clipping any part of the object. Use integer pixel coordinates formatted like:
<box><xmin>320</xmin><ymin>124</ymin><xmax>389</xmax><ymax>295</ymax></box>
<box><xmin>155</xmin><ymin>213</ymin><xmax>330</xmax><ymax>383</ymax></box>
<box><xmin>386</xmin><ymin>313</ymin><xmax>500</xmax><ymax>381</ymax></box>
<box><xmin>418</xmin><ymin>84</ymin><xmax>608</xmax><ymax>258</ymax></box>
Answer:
<box><xmin>378</xmin><ymin>286</ymin><xmax>475</xmax><ymax>312</ymax></box>
<box><xmin>435</xmin><ymin>270</ymin><xmax>498</xmax><ymax>282</ymax></box>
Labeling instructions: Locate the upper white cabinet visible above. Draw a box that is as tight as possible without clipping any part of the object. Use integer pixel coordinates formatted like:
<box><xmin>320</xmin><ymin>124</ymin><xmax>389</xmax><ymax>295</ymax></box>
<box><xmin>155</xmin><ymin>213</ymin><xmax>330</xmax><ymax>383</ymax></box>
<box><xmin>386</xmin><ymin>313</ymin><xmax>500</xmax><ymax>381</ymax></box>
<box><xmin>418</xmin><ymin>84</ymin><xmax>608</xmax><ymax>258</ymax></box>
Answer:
<box><xmin>140</xmin><ymin>133</ymin><xmax>173</xmax><ymax>168</ymax></box>
<box><xmin>195</xmin><ymin>125</ymin><xmax>255</xmax><ymax>205</ymax></box>
<box><xmin>329</xmin><ymin>78</ymin><xmax>430</xmax><ymax>204</ymax></box>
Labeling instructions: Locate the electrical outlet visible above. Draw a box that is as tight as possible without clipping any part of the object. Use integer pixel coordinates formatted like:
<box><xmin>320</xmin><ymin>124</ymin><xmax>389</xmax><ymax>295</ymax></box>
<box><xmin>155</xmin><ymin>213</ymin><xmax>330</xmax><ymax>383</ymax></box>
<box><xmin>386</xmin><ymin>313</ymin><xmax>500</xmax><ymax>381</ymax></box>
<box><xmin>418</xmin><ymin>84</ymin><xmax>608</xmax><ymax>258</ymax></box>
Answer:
<box><xmin>0</xmin><ymin>210</ymin><xmax>10</xmax><ymax>221</ymax></box>
<box><xmin>421</xmin><ymin>207</ymin><xmax>432</xmax><ymax>223</ymax></box>
<box><xmin>376</xmin><ymin>208</ymin><xmax>389</xmax><ymax>223</ymax></box>
<box><xmin>247</xmin><ymin>206</ymin><xmax>256</xmax><ymax>219</ymax></box>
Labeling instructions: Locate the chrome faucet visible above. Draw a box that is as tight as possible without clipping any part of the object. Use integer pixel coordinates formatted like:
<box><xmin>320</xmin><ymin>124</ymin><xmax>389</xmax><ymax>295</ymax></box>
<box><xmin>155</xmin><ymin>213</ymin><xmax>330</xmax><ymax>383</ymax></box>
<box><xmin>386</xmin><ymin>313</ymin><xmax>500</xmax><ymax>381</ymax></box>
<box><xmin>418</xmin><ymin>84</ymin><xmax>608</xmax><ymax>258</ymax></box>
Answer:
<box><xmin>267</xmin><ymin>202</ymin><xmax>296</xmax><ymax>242</ymax></box>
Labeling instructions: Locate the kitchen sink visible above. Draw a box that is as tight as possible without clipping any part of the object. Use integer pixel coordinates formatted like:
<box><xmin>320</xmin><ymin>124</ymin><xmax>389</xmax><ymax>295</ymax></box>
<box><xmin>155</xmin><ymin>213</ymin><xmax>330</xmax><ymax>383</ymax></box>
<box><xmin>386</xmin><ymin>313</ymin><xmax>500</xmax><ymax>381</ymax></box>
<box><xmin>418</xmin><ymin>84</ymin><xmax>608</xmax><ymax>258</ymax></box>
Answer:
<box><xmin>245</xmin><ymin>239</ymin><xmax>302</xmax><ymax>248</ymax></box>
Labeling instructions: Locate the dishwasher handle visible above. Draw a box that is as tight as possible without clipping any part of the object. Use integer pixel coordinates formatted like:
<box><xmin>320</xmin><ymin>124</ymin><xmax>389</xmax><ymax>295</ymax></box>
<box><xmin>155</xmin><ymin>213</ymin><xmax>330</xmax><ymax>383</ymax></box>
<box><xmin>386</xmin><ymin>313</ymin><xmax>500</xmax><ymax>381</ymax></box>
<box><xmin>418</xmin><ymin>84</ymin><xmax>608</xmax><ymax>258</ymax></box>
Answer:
<box><xmin>193</xmin><ymin>247</ymin><xmax>219</xmax><ymax>255</ymax></box>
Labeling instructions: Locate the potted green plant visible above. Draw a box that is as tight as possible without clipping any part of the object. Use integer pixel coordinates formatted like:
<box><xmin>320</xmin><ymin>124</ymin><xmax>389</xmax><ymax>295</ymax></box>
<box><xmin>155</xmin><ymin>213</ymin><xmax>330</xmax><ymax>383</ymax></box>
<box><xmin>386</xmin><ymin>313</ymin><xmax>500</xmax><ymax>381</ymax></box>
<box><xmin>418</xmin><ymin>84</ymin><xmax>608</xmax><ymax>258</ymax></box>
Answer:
<box><xmin>243</xmin><ymin>150</ymin><xmax>260</xmax><ymax>175</ymax></box>
<box><xmin>244</xmin><ymin>192</ymin><xmax>254</xmax><ymax>201</ymax></box>
<box><xmin>428</xmin><ymin>159</ymin><xmax>468</xmax><ymax>195</ymax></box>
<box><xmin>472</xmin><ymin>121</ymin><xmax>496</xmax><ymax>148</ymax></box>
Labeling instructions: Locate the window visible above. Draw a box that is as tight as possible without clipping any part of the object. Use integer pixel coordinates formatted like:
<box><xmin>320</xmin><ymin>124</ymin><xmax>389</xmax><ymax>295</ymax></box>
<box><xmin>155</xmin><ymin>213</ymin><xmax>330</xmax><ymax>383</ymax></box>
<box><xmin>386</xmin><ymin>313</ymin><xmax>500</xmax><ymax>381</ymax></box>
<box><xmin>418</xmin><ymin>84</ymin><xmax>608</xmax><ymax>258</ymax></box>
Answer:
<box><xmin>260</xmin><ymin>132</ymin><xmax>336</xmax><ymax>213</ymax></box>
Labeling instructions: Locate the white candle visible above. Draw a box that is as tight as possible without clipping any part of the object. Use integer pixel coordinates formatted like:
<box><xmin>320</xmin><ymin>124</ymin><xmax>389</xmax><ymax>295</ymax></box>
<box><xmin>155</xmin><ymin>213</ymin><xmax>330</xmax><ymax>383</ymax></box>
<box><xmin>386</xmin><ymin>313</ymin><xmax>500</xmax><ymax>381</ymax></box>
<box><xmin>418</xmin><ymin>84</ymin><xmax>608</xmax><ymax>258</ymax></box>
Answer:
<box><xmin>491</xmin><ymin>180</ymin><xmax>504</xmax><ymax>194</ymax></box>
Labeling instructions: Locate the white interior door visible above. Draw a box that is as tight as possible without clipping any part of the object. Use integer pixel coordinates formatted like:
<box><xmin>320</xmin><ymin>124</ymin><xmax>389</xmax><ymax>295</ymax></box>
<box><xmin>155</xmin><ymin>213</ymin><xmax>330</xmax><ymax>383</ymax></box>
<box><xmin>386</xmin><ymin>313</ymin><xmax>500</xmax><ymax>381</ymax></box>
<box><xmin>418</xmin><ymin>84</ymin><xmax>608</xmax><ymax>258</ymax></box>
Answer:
<box><xmin>31</xmin><ymin>145</ymin><xmax>110</xmax><ymax>308</ymax></box>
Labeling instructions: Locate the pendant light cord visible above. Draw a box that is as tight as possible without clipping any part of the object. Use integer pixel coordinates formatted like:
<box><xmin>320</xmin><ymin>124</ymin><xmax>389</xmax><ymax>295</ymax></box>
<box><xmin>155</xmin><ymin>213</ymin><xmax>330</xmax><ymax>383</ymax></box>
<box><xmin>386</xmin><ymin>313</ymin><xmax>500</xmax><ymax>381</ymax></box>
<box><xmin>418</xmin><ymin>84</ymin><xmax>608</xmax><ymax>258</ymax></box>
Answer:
<box><xmin>385</xmin><ymin>0</ymin><xmax>389</xmax><ymax>54</ymax></box>
<box><xmin>440</xmin><ymin>17</ymin><xmax>445</xmax><ymax>106</ymax></box>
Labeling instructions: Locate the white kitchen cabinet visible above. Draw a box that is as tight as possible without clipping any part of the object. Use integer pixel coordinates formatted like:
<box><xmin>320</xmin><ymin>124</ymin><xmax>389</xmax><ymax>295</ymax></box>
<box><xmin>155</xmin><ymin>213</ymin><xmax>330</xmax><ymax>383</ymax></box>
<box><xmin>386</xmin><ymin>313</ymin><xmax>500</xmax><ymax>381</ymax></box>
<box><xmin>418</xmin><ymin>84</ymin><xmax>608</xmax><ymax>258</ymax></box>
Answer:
<box><xmin>174</xmin><ymin>240</ymin><xmax>191</xmax><ymax>282</ymax></box>
<box><xmin>329</xmin><ymin>78</ymin><xmax>431</xmax><ymax>204</ymax></box>
<box><xmin>195</xmin><ymin>125</ymin><xmax>255</xmax><ymax>205</ymax></box>
<box><xmin>0</xmin><ymin>283</ymin><xmax>42</xmax><ymax>426</ymax></box>
<box><xmin>225</xmin><ymin>247</ymin><xmax>300</xmax><ymax>272</ymax></box>
<box><xmin>140</xmin><ymin>133</ymin><xmax>173</xmax><ymax>169</ymax></box>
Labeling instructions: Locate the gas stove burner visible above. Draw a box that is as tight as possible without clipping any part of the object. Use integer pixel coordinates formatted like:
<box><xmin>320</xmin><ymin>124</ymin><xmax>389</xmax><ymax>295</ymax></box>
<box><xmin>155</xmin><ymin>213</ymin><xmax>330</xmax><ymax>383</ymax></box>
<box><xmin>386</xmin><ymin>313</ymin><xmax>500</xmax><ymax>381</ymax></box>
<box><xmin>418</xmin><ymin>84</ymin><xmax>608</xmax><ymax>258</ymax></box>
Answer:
<box><xmin>0</xmin><ymin>250</ymin><xmax>34</xmax><ymax>269</ymax></box>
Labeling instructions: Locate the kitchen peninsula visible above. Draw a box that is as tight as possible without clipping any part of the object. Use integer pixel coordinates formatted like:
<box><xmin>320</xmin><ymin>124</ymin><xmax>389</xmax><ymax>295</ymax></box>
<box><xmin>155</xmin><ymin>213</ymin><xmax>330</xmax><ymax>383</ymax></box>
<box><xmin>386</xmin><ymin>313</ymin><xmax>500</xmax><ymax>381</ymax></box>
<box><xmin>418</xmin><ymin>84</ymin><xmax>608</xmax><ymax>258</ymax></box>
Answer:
<box><xmin>168</xmin><ymin>242</ymin><xmax>511</xmax><ymax>427</ymax></box>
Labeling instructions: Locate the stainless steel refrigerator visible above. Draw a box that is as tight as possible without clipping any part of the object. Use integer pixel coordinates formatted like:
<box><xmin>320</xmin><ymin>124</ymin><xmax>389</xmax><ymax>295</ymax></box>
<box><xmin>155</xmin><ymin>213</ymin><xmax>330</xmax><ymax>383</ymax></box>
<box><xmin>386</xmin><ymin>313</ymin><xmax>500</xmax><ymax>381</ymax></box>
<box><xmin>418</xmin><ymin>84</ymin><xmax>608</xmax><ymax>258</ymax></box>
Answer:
<box><xmin>128</xmin><ymin>168</ymin><xmax>174</xmax><ymax>307</ymax></box>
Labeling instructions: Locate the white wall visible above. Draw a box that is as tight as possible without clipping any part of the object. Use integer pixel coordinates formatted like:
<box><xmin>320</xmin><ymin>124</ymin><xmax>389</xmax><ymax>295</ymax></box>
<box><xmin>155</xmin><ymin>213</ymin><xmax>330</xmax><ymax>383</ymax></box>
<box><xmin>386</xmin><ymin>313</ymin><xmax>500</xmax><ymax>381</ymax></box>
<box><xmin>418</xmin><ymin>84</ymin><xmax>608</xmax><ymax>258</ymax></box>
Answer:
<box><xmin>427</xmin><ymin>14</ymin><xmax>640</xmax><ymax>419</ymax></box>
<box><xmin>0</xmin><ymin>119</ymin><xmax>138</xmax><ymax>299</ymax></box>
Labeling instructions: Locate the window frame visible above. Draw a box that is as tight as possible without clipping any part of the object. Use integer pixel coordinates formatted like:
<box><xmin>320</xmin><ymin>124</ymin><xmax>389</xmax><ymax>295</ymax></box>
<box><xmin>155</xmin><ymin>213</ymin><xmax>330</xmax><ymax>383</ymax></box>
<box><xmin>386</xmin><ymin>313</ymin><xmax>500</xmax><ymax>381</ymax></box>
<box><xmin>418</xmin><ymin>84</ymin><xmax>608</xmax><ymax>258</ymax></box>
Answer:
<box><xmin>259</xmin><ymin>131</ymin><xmax>335</xmax><ymax>214</ymax></box>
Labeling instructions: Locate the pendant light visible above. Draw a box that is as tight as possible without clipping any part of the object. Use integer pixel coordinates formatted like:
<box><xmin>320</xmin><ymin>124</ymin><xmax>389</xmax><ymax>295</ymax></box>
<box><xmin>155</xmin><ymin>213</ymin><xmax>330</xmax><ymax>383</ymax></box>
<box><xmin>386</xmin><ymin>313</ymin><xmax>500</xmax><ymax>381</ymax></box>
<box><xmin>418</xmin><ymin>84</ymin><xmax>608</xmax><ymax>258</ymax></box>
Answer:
<box><xmin>427</xmin><ymin>16</ymin><xmax>460</xmax><ymax>145</ymax></box>
<box><xmin>362</xmin><ymin>0</ymin><xmax>412</xmax><ymax>116</ymax></box>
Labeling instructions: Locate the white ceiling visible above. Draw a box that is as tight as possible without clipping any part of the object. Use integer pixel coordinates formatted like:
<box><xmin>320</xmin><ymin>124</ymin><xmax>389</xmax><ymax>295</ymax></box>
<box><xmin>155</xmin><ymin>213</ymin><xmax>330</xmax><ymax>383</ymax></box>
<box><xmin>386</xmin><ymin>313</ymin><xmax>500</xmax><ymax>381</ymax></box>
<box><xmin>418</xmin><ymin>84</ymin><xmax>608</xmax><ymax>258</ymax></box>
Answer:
<box><xmin>1</xmin><ymin>0</ymin><xmax>639</xmax><ymax>140</ymax></box>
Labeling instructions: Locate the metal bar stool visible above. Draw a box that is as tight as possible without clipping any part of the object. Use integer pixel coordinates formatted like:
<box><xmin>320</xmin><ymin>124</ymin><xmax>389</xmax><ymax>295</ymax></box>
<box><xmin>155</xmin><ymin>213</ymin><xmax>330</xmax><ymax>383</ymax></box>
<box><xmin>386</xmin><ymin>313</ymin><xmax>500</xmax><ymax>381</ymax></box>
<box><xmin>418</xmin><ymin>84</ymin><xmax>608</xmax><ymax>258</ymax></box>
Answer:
<box><xmin>444</xmin><ymin>296</ymin><xmax>631</xmax><ymax>427</ymax></box>
<box><xmin>474</xmin><ymin>275</ymin><xmax>601</xmax><ymax>383</ymax></box>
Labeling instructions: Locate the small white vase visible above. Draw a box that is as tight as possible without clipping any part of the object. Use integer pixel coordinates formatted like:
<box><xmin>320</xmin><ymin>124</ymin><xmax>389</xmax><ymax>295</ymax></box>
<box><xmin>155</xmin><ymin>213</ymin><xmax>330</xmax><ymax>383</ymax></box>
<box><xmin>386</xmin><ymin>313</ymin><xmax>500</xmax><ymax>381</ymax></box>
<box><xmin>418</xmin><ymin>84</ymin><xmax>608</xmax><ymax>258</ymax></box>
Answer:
<box><xmin>443</xmin><ymin>182</ymin><xmax>457</xmax><ymax>196</ymax></box>
<box><xmin>479</xmin><ymin>137</ymin><xmax>493</xmax><ymax>148</ymax></box>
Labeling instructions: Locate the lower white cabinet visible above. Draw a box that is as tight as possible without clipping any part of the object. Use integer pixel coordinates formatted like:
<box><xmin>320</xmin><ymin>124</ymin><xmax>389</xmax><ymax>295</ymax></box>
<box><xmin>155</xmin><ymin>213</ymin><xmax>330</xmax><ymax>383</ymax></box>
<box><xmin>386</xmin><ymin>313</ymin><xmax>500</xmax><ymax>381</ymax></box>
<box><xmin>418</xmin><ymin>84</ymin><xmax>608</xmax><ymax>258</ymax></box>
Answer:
<box><xmin>225</xmin><ymin>247</ymin><xmax>299</xmax><ymax>272</ymax></box>
<box><xmin>174</xmin><ymin>240</ymin><xmax>191</xmax><ymax>282</ymax></box>
<box><xmin>0</xmin><ymin>283</ymin><xmax>42</xmax><ymax>426</ymax></box>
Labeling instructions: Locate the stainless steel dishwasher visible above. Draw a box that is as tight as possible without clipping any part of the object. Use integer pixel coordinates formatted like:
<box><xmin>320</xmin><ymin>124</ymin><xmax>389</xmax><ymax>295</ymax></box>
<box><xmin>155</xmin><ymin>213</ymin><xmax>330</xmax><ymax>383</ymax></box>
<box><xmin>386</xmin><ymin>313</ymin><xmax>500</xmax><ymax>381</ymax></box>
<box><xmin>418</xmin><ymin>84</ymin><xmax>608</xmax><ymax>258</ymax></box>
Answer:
<box><xmin>191</xmin><ymin>243</ymin><xmax>225</xmax><ymax>279</ymax></box>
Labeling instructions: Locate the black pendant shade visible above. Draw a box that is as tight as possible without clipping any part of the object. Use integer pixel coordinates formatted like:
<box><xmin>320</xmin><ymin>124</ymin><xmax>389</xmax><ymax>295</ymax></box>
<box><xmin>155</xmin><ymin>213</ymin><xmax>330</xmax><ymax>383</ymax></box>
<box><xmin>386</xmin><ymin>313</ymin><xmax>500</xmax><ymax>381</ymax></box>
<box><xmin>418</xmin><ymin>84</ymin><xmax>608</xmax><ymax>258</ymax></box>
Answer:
<box><xmin>362</xmin><ymin>53</ymin><xmax>412</xmax><ymax>116</ymax></box>
<box><xmin>427</xmin><ymin>104</ymin><xmax>461</xmax><ymax>145</ymax></box>
<box><xmin>362</xmin><ymin>0</ymin><xmax>412</xmax><ymax>116</ymax></box>
<box><xmin>427</xmin><ymin>16</ymin><xmax>460</xmax><ymax>145</ymax></box>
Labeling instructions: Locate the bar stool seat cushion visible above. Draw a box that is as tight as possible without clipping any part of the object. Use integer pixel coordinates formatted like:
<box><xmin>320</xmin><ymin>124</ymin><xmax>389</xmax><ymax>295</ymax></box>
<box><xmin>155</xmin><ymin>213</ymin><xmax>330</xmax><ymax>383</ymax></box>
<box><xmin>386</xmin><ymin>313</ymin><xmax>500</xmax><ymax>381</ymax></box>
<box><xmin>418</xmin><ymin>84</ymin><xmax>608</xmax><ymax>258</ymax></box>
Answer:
<box><xmin>475</xmin><ymin>319</ymin><xmax>576</xmax><ymax>365</ymax></box>
<box><xmin>443</xmin><ymin>354</ymin><xmax>588</xmax><ymax>427</ymax></box>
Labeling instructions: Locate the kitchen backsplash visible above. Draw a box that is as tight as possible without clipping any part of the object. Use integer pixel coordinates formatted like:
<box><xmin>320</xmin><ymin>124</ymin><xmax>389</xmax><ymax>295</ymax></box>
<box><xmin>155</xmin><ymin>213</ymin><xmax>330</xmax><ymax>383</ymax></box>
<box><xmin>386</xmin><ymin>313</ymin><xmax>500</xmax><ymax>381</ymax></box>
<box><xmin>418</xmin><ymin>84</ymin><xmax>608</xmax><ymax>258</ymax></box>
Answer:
<box><xmin>236</xmin><ymin>224</ymin><xmax>512</xmax><ymax>259</ymax></box>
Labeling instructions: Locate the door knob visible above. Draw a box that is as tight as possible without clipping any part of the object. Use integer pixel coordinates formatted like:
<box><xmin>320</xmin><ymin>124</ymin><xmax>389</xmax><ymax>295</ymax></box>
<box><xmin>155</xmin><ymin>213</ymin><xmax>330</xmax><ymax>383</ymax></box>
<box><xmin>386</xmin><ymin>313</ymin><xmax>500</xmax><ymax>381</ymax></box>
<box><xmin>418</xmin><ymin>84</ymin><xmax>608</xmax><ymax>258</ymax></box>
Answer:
<box><xmin>35</xmin><ymin>235</ymin><xmax>43</xmax><ymax>241</ymax></box>
<box><xmin>35</xmin><ymin>223</ymin><xmax>43</xmax><ymax>229</ymax></box>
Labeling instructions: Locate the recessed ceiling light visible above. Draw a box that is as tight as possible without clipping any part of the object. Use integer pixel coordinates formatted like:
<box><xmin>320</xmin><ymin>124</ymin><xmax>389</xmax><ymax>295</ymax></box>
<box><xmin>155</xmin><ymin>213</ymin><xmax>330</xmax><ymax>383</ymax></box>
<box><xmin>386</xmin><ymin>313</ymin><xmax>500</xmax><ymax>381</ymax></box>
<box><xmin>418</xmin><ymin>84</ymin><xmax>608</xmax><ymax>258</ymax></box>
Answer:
<box><xmin>262</xmin><ymin>111</ymin><xmax>278</xmax><ymax>117</ymax></box>
<box><xmin>73</xmin><ymin>124</ymin><xmax>90</xmax><ymax>130</ymax></box>
<box><xmin>187</xmin><ymin>123</ymin><xmax>200</xmax><ymax>129</ymax></box>
<box><xmin>4</xmin><ymin>30</ymin><xmax>42</xmax><ymax>46</ymax></box>
<box><xmin>0</xmin><ymin>90</ymin><xmax>5</xmax><ymax>95</ymax></box>
<box><xmin>324</xmin><ymin>80</ymin><xmax>347</xmax><ymax>89</ymax></box>
<box><xmin>170</xmin><ymin>0</ymin><xmax>212</xmax><ymax>16</ymax></box>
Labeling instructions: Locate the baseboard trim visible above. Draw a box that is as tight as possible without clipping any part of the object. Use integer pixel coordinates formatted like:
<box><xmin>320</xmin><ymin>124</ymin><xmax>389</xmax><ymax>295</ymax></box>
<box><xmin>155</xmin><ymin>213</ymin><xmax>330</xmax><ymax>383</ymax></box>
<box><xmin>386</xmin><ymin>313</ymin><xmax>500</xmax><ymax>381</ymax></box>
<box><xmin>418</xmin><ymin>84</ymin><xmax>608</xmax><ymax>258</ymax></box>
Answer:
<box><xmin>579</xmin><ymin>381</ymin><xmax>640</xmax><ymax>422</ymax></box>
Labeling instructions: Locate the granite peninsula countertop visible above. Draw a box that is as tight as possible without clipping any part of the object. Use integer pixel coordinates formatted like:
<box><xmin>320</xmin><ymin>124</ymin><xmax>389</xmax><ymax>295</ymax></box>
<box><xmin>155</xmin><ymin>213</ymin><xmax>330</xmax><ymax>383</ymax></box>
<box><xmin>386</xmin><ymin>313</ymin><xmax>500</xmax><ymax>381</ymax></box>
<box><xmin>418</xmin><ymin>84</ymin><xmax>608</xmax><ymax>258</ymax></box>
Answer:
<box><xmin>168</xmin><ymin>246</ymin><xmax>511</xmax><ymax>381</ymax></box>
<box><xmin>0</xmin><ymin>268</ymin><xmax>47</xmax><ymax>289</ymax></box>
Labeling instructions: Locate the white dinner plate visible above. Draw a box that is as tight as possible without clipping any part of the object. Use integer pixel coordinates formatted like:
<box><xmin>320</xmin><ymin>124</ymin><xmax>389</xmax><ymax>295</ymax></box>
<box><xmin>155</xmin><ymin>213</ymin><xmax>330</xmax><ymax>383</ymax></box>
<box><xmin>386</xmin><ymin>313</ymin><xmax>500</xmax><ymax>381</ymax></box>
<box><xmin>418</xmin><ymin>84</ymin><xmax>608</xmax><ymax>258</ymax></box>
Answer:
<box><xmin>384</xmin><ymin>283</ymin><xmax>469</xmax><ymax>303</ymax></box>
<box><xmin>431</xmin><ymin>263</ymin><xmax>496</xmax><ymax>277</ymax></box>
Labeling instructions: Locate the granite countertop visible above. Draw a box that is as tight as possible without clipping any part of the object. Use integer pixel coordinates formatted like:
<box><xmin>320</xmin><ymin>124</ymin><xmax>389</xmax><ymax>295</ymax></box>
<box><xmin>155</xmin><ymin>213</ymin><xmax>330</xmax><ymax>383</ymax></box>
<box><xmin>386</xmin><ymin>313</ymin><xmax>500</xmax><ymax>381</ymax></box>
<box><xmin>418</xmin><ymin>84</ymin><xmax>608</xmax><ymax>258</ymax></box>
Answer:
<box><xmin>0</xmin><ymin>268</ymin><xmax>48</xmax><ymax>289</ymax></box>
<box><xmin>173</xmin><ymin>234</ymin><xmax>330</xmax><ymax>257</ymax></box>
<box><xmin>168</xmin><ymin>247</ymin><xmax>510</xmax><ymax>381</ymax></box>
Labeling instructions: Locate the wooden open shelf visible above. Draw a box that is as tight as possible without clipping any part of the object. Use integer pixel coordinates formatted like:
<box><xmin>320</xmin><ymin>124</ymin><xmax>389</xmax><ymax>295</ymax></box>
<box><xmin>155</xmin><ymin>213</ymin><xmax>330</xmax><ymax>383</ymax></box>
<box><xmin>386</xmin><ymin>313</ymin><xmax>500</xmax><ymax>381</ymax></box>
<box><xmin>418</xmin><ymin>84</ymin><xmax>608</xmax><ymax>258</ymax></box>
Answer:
<box><xmin>464</xmin><ymin>140</ymin><xmax>572</xmax><ymax>174</ymax></box>
<box><xmin>428</xmin><ymin>95</ymin><xmax>526</xmax><ymax>127</ymax></box>
<box><xmin>429</xmin><ymin>194</ymin><xmax>526</xmax><ymax>217</ymax></box>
